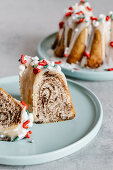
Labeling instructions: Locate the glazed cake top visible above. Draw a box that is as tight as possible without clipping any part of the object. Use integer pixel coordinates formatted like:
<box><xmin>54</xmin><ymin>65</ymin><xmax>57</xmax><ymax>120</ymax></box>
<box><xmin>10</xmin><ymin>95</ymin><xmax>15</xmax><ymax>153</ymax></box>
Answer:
<box><xmin>19</xmin><ymin>55</ymin><xmax>64</xmax><ymax>77</ymax></box>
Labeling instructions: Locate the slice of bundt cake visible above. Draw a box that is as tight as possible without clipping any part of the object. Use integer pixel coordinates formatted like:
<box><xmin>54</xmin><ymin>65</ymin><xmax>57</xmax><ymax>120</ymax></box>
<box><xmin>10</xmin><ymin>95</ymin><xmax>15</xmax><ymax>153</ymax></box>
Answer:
<box><xmin>19</xmin><ymin>55</ymin><xmax>75</xmax><ymax>123</ymax></box>
<box><xmin>52</xmin><ymin>0</ymin><xmax>113</xmax><ymax>68</ymax></box>
<box><xmin>0</xmin><ymin>88</ymin><xmax>33</xmax><ymax>141</ymax></box>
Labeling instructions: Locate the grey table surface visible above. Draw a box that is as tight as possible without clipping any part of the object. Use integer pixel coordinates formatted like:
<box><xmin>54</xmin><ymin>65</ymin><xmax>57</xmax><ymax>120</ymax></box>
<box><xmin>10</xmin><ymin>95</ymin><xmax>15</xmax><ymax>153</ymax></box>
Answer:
<box><xmin>0</xmin><ymin>0</ymin><xmax>113</xmax><ymax>169</ymax></box>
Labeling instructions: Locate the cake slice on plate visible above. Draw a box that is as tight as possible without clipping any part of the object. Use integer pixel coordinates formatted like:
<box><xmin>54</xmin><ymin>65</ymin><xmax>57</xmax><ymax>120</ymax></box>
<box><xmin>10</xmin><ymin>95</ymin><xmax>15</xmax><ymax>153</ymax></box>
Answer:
<box><xmin>19</xmin><ymin>55</ymin><xmax>76</xmax><ymax>123</ymax></box>
<box><xmin>0</xmin><ymin>88</ymin><xmax>33</xmax><ymax>141</ymax></box>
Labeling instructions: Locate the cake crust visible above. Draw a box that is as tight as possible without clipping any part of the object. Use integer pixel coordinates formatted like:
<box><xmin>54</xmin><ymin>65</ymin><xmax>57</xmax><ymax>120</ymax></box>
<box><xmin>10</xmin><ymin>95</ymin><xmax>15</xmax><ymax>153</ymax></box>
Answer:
<box><xmin>67</xmin><ymin>28</ymin><xmax>87</xmax><ymax>64</ymax></box>
<box><xmin>87</xmin><ymin>30</ymin><xmax>103</xmax><ymax>68</ymax></box>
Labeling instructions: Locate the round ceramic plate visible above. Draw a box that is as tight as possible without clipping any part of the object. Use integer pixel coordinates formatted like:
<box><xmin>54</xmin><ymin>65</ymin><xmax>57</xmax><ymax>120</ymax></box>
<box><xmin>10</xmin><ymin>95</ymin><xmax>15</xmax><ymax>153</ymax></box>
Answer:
<box><xmin>37</xmin><ymin>33</ymin><xmax>113</xmax><ymax>81</ymax></box>
<box><xmin>0</xmin><ymin>76</ymin><xmax>103</xmax><ymax>165</ymax></box>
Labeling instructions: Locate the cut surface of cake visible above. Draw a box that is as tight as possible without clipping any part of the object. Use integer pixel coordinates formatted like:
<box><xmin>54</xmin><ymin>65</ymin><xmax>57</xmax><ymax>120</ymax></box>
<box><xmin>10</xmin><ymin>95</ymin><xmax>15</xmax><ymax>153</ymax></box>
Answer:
<box><xmin>52</xmin><ymin>0</ymin><xmax>113</xmax><ymax>68</ymax></box>
<box><xmin>0</xmin><ymin>88</ymin><xmax>33</xmax><ymax>141</ymax></box>
<box><xmin>19</xmin><ymin>55</ymin><xmax>75</xmax><ymax>123</ymax></box>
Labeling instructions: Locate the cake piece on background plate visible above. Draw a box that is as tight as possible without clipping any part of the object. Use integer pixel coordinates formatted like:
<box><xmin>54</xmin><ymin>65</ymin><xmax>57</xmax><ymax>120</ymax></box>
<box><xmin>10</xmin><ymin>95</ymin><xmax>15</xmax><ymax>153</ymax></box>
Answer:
<box><xmin>52</xmin><ymin>0</ymin><xmax>113</xmax><ymax>68</ymax></box>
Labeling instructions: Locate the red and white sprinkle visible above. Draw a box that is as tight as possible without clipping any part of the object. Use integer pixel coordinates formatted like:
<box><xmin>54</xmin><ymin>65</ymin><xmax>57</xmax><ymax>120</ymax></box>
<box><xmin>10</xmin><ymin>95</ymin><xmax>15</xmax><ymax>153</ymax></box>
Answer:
<box><xmin>21</xmin><ymin>54</ymin><xmax>27</xmax><ymax>64</ymax></box>
<box><xmin>33</xmin><ymin>68</ymin><xmax>41</xmax><ymax>74</ymax></box>
<box><xmin>55</xmin><ymin>61</ymin><xmax>62</xmax><ymax>64</ymax></box>
<box><xmin>110</xmin><ymin>41</ymin><xmax>113</xmax><ymax>47</ymax></box>
<box><xmin>83</xmin><ymin>51</ymin><xmax>90</xmax><ymax>58</ymax></box>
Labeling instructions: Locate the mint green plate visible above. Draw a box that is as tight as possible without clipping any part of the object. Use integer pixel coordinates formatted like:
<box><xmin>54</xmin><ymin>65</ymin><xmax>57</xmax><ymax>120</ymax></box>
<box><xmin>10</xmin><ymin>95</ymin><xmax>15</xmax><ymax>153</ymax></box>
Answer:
<box><xmin>0</xmin><ymin>76</ymin><xmax>103</xmax><ymax>165</ymax></box>
<box><xmin>37</xmin><ymin>33</ymin><xmax>113</xmax><ymax>81</ymax></box>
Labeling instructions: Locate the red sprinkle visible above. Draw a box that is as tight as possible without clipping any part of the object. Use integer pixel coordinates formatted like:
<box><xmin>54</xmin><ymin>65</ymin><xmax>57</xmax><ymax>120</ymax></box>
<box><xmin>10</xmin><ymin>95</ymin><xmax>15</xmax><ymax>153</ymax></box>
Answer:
<box><xmin>26</xmin><ymin>130</ymin><xmax>32</xmax><ymax>139</ymax></box>
<box><xmin>33</xmin><ymin>68</ymin><xmax>41</xmax><ymax>74</ymax></box>
<box><xmin>110</xmin><ymin>41</ymin><xmax>113</xmax><ymax>47</ymax></box>
<box><xmin>80</xmin><ymin>0</ymin><xmax>85</xmax><ymax>3</ymax></box>
<box><xmin>76</xmin><ymin>11</ymin><xmax>84</xmax><ymax>15</ymax></box>
<box><xmin>86</xmin><ymin>6</ymin><xmax>92</xmax><ymax>11</ymax></box>
<box><xmin>65</xmin><ymin>11</ymin><xmax>72</xmax><ymax>17</ymax></box>
<box><xmin>68</xmin><ymin>6</ymin><xmax>73</xmax><ymax>10</ymax></box>
<box><xmin>20</xmin><ymin>101</ymin><xmax>28</xmax><ymax>110</ymax></box>
<box><xmin>74</xmin><ymin>68</ymin><xmax>79</xmax><ymax>70</ymax></box>
<box><xmin>59</xmin><ymin>21</ymin><xmax>64</xmax><ymax>29</ymax></box>
<box><xmin>106</xmin><ymin>16</ymin><xmax>110</xmax><ymax>21</ymax></box>
<box><xmin>38</xmin><ymin>60</ymin><xmax>47</xmax><ymax>66</ymax></box>
<box><xmin>23</xmin><ymin>120</ymin><xmax>30</xmax><ymax>129</ymax></box>
<box><xmin>64</xmin><ymin>53</ymin><xmax>68</xmax><ymax>57</ymax></box>
<box><xmin>83</xmin><ymin>51</ymin><xmax>90</xmax><ymax>58</ymax></box>
<box><xmin>107</xmin><ymin>68</ymin><xmax>113</xmax><ymax>71</ymax></box>
<box><xmin>55</xmin><ymin>61</ymin><xmax>62</xmax><ymax>64</ymax></box>
<box><xmin>21</xmin><ymin>54</ymin><xmax>27</xmax><ymax>64</ymax></box>
<box><xmin>90</xmin><ymin>16</ymin><xmax>98</xmax><ymax>21</ymax></box>
<box><xmin>77</xmin><ymin>18</ymin><xmax>85</xmax><ymax>24</ymax></box>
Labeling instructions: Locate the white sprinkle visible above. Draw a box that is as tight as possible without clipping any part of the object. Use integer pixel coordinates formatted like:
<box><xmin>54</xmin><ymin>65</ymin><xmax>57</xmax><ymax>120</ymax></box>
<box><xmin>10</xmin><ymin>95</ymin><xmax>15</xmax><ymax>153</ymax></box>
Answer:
<box><xmin>37</xmin><ymin>65</ymin><xmax>43</xmax><ymax>69</ymax></box>
<box><xmin>75</xmin><ymin>28</ymin><xmax>78</xmax><ymax>32</ymax></box>
<box><xmin>72</xmin><ymin>14</ymin><xmax>77</xmax><ymax>20</ymax></box>
<box><xmin>99</xmin><ymin>14</ymin><xmax>105</xmax><ymax>23</ymax></box>
<box><xmin>31</xmin><ymin>56</ymin><xmax>39</xmax><ymax>65</ymax></box>
<box><xmin>49</xmin><ymin>61</ymin><xmax>54</xmax><ymax>66</ymax></box>
<box><xmin>93</xmin><ymin>20</ymin><xmax>99</xmax><ymax>27</ymax></box>
<box><xmin>84</xmin><ymin>2</ymin><xmax>90</xmax><ymax>7</ymax></box>
<box><xmin>109</xmin><ymin>11</ymin><xmax>113</xmax><ymax>16</ymax></box>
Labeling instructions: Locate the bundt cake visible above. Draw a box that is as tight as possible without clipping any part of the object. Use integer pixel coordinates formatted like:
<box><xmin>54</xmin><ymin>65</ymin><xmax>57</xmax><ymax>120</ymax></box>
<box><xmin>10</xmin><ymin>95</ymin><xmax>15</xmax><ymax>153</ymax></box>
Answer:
<box><xmin>19</xmin><ymin>55</ymin><xmax>75</xmax><ymax>123</ymax></box>
<box><xmin>52</xmin><ymin>0</ymin><xmax>113</xmax><ymax>68</ymax></box>
<box><xmin>0</xmin><ymin>88</ymin><xmax>33</xmax><ymax>141</ymax></box>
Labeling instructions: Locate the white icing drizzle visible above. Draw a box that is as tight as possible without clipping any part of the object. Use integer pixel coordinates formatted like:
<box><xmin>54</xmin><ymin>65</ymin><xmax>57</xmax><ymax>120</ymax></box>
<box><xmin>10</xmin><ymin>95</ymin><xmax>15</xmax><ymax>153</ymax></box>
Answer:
<box><xmin>55</xmin><ymin>0</ymin><xmax>113</xmax><ymax>68</ymax></box>
<box><xmin>19</xmin><ymin>55</ymin><xmax>67</xmax><ymax>85</ymax></box>
<box><xmin>19</xmin><ymin>64</ymin><xmax>25</xmax><ymax>77</ymax></box>
<box><xmin>19</xmin><ymin>56</ymin><xmax>63</xmax><ymax>75</ymax></box>
<box><xmin>56</xmin><ymin>1</ymin><xmax>93</xmax><ymax>58</ymax></box>
<box><xmin>64</xmin><ymin>47</ymin><xmax>69</xmax><ymax>55</ymax></box>
<box><xmin>68</xmin><ymin>22</ymin><xmax>88</xmax><ymax>55</ymax></box>
<box><xmin>81</xmin><ymin>13</ymin><xmax>113</xmax><ymax>67</ymax></box>
<box><xmin>106</xmin><ymin>16</ymin><xmax>113</xmax><ymax>64</ymax></box>
<box><xmin>80</xmin><ymin>24</ymin><xmax>94</xmax><ymax>67</ymax></box>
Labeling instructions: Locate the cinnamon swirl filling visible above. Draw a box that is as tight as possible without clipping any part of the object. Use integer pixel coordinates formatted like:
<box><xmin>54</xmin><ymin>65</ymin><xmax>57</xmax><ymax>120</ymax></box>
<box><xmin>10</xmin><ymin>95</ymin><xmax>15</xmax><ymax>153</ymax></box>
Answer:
<box><xmin>35</xmin><ymin>71</ymin><xmax>74</xmax><ymax>123</ymax></box>
<box><xmin>0</xmin><ymin>91</ymin><xmax>21</xmax><ymax>127</ymax></box>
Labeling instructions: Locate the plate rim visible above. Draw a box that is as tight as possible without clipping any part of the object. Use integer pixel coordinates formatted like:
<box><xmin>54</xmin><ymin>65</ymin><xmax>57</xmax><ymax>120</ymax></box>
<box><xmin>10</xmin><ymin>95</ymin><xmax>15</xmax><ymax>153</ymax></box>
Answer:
<box><xmin>37</xmin><ymin>33</ymin><xmax>113</xmax><ymax>81</ymax></box>
<box><xmin>0</xmin><ymin>76</ymin><xmax>103</xmax><ymax>165</ymax></box>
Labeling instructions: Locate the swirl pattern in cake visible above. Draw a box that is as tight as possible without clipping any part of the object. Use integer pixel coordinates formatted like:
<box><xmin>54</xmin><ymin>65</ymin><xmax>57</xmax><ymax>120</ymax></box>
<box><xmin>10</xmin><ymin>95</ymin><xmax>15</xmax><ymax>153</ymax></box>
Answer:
<box><xmin>0</xmin><ymin>88</ymin><xmax>33</xmax><ymax>141</ymax></box>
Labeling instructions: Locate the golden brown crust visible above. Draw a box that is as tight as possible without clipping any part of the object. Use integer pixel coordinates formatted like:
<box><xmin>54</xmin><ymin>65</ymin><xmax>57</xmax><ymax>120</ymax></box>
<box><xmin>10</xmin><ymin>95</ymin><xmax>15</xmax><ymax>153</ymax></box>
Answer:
<box><xmin>54</xmin><ymin>29</ymin><xmax>73</xmax><ymax>58</ymax></box>
<box><xmin>67</xmin><ymin>28</ymin><xmax>72</xmax><ymax>47</ymax></box>
<box><xmin>20</xmin><ymin>65</ymin><xmax>35</xmax><ymax>113</ymax></box>
<box><xmin>51</xmin><ymin>32</ymin><xmax>59</xmax><ymax>49</ymax></box>
<box><xmin>67</xmin><ymin>28</ymin><xmax>86</xmax><ymax>64</ymax></box>
<box><xmin>87</xmin><ymin>30</ymin><xmax>103</xmax><ymax>68</ymax></box>
<box><xmin>36</xmin><ymin>114</ymin><xmax>75</xmax><ymax>124</ymax></box>
<box><xmin>55</xmin><ymin>31</ymin><xmax>65</xmax><ymax>57</ymax></box>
